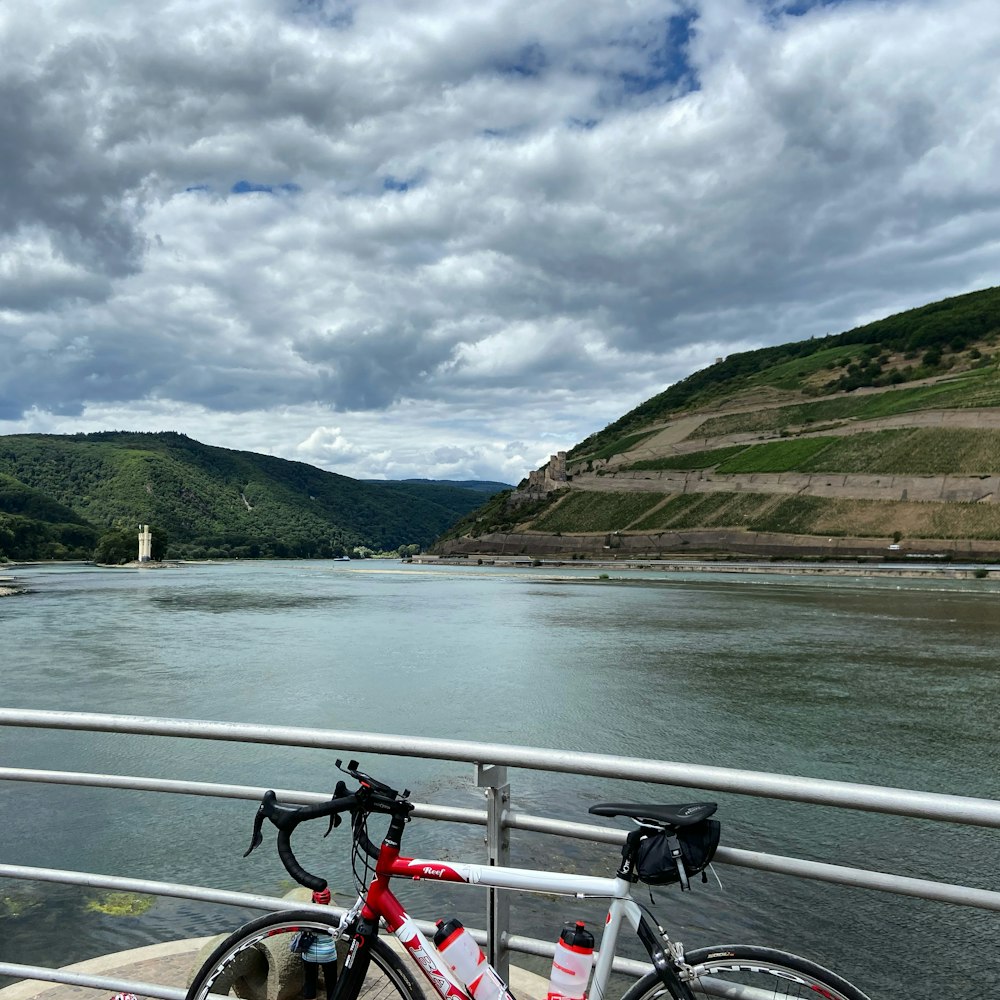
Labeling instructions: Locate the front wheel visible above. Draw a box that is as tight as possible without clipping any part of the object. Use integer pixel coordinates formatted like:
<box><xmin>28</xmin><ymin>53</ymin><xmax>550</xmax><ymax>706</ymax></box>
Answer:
<box><xmin>620</xmin><ymin>944</ymin><xmax>871</xmax><ymax>1000</ymax></box>
<box><xmin>186</xmin><ymin>909</ymin><xmax>426</xmax><ymax>1000</ymax></box>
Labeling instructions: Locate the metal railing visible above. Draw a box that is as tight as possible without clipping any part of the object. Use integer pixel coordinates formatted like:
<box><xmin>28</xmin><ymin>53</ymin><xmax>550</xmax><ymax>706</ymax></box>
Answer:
<box><xmin>2</xmin><ymin>708</ymin><xmax>1000</xmax><ymax>1000</ymax></box>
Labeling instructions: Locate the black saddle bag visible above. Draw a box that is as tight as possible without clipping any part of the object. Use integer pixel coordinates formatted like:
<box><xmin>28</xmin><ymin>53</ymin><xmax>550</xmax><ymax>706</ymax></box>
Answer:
<box><xmin>634</xmin><ymin>819</ymin><xmax>721</xmax><ymax>887</ymax></box>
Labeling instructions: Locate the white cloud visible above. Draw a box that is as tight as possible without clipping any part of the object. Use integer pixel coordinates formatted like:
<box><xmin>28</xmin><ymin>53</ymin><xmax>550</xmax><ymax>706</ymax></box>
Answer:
<box><xmin>2</xmin><ymin>0</ymin><xmax>1000</xmax><ymax>480</ymax></box>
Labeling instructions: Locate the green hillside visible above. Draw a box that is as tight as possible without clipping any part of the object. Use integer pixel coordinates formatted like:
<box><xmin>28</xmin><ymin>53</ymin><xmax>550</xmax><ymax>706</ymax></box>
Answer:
<box><xmin>0</xmin><ymin>473</ymin><xmax>100</xmax><ymax>561</ymax></box>
<box><xmin>0</xmin><ymin>432</ymin><xmax>498</xmax><ymax>562</ymax></box>
<box><xmin>436</xmin><ymin>286</ymin><xmax>1000</xmax><ymax>561</ymax></box>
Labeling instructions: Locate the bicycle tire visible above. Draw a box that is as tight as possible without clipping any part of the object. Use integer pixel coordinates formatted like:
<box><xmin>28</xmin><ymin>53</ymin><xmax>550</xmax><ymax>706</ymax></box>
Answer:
<box><xmin>186</xmin><ymin>909</ymin><xmax>426</xmax><ymax>1000</ymax></box>
<box><xmin>619</xmin><ymin>944</ymin><xmax>871</xmax><ymax>1000</ymax></box>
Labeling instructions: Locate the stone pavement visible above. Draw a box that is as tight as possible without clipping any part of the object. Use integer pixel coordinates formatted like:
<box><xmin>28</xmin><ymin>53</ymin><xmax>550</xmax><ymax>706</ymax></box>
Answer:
<box><xmin>0</xmin><ymin>939</ymin><xmax>214</xmax><ymax>1000</ymax></box>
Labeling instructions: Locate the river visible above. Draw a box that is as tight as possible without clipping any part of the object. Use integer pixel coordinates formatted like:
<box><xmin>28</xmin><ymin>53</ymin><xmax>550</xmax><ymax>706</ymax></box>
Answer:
<box><xmin>1</xmin><ymin>560</ymin><xmax>998</xmax><ymax>998</ymax></box>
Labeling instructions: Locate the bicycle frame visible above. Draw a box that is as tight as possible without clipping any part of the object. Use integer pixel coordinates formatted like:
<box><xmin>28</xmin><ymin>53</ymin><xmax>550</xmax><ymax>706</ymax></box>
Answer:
<box><xmin>354</xmin><ymin>839</ymin><xmax>662</xmax><ymax>1000</ymax></box>
<box><xmin>230</xmin><ymin>769</ymin><xmax>867</xmax><ymax>1000</ymax></box>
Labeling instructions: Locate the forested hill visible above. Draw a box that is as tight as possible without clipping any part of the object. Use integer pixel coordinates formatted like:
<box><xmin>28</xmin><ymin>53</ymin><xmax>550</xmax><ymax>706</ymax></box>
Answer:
<box><xmin>437</xmin><ymin>285</ymin><xmax>1000</xmax><ymax>560</ymax></box>
<box><xmin>0</xmin><ymin>431</ymin><xmax>505</xmax><ymax>561</ymax></box>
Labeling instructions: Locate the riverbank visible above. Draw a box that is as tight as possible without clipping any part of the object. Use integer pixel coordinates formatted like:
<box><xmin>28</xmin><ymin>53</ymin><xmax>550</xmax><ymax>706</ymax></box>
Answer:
<box><xmin>4</xmin><ymin>555</ymin><xmax>996</xmax><ymax>588</ymax></box>
<box><xmin>432</xmin><ymin>524</ymin><xmax>1000</xmax><ymax>573</ymax></box>
<box><xmin>0</xmin><ymin>561</ymin><xmax>183</xmax><ymax>594</ymax></box>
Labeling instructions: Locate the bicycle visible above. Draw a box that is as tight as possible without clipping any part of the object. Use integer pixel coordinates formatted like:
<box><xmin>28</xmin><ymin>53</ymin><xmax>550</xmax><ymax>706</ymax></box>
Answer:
<box><xmin>187</xmin><ymin>760</ymin><xmax>871</xmax><ymax>1000</ymax></box>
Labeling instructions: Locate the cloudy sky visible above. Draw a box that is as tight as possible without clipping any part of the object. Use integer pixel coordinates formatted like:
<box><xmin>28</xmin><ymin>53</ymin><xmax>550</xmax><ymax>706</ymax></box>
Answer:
<box><xmin>2</xmin><ymin>0</ymin><xmax>999</xmax><ymax>484</ymax></box>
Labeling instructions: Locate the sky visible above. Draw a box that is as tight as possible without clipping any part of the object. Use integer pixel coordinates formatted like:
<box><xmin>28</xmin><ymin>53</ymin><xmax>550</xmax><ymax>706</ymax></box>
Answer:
<box><xmin>2</xmin><ymin>0</ymin><xmax>999</xmax><ymax>485</ymax></box>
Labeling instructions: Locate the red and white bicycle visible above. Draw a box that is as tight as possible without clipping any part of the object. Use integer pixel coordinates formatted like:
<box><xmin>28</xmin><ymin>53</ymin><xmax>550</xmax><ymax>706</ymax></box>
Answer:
<box><xmin>187</xmin><ymin>761</ymin><xmax>870</xmax><ymax>1000</ymax></box>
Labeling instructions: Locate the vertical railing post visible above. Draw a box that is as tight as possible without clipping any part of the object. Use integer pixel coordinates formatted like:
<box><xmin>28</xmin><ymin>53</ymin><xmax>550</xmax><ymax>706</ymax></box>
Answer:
<box><xmin>476</xmin><ymin>762</ymin><xmax>510</xmax><ymax>981</ymax></box>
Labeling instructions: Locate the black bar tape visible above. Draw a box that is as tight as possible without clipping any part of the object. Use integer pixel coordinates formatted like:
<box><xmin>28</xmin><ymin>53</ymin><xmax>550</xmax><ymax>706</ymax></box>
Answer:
<box><xmin>285</xmin><ymin>794</ymin><xmax>356</xmax><ymax>825</ymax></box>
<box><xmin>277</xmin><ymin>828</ymin><xmax>328</xmax><ymax>892</ymax></box>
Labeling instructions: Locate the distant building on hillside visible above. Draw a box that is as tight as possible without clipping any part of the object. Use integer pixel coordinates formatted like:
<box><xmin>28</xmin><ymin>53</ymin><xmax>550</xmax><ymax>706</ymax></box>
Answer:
<box><xmin>525</xmin><ymin>452</ymin><xmax>568</xmax><ymax>494</ymax></box>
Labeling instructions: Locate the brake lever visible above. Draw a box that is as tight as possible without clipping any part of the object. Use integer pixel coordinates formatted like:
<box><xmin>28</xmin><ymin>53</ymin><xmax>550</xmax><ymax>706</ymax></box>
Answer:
<box><xmin>323</xmin><ymin>781</ymin><xmax>350</xmax><ymax>837</ymax></box>
<box><xmin>243</xmin><ymin>790</ymin><xmax>277</xmax><ymax>857</ymax></box>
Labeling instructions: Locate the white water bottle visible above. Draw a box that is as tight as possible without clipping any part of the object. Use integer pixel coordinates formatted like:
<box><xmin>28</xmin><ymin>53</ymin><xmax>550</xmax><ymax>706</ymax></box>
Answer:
<box><xmin>547</xmin><ymin>921</ymin><xmax>594</xmax><ymax>1000</ymax></box>
<box><xmin>433</xmin><ymin>918</ymin><xmax>510</xmax><ymax>1000</ymax></box>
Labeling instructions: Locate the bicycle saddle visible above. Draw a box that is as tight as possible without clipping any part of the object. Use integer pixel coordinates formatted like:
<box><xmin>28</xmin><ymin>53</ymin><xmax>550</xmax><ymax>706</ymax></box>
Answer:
<box><xmin>589</xmin><ymin>801</ymin><xmax>718</xmax><ymax>827</ymax></box>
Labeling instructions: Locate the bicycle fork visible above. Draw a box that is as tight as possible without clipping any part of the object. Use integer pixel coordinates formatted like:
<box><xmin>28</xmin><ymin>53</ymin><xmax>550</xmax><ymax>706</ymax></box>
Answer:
<box><xmin>329</xmin><ymin>914</ymin><xmax>378</xmax><ymax>1000</ymax></box>
<box><xmin>635</xmin><ymin>916</ymin><xmax>695</xmax><ymax>1000</ymax></box>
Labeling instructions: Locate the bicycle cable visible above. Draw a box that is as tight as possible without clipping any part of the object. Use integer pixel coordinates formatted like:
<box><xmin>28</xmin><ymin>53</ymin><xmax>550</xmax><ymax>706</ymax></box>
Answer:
<box><xmin>350</xmin><ymin>809</ymin><xmax>378</xmax><ymax>891</ymax></box>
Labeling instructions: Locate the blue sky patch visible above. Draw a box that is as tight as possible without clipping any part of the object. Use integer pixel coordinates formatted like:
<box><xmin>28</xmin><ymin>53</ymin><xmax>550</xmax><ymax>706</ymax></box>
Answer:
<box><xmin>292</xmin><ymin>0</ymin><xmax>354</xmax><ymax>29</ymax></box>
<box><xmin>382</xmin><ymin>175</ymin><xmax>421</xmax><ymax>193</ymax></box>
<box><xmin>619</xmin><ymin>10</ymin><xmax>699</xmax><ymax>97</ymax></box>
<box><xmin>495</xmin><ymin>42</ymin><xmax>548</xmax><ymax>78</ymax></box>
<box><xmin>479</xmin><ymin>125</ymin><xmax>530</xmax><ymax>141</ymax></box>
<box><xmin>765</xmin><ymin>0</ymin><xmax>850</xmax><ymax>20</ymax></box>
<box><xmin>231</xmin><ymin>180</ymin><xmax>301</xmax><ymax>195</ymax></box>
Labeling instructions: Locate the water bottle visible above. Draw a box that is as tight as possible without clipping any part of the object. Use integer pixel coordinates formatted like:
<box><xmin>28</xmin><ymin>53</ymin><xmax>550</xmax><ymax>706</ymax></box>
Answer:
<box><xmin>433</xmin><ymin>918</ymin><xmax>510</xmax><ymax>1000</ymax></box>
<box><xmin>546</xmin><ymin>922</ymin><xmax>594</xmax><ymax>1000</ymax></box>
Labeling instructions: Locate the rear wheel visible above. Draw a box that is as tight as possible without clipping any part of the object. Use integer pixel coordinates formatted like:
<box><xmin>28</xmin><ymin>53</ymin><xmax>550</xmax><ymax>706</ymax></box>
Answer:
<box><xmin>186</xmin><ymin>910</ymin><xmax>426</xmax><ymax>1000</ymax></box>
<box><xmin>620</xmin><ymin>944</ymin><xmax>871</xmax><ymax>1000</ymax></box>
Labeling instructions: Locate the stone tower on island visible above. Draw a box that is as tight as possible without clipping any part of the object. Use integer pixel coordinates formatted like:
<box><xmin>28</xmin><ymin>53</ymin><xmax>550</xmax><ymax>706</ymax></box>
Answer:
<box><xmin>138</xmin><ymin>524</ymin><xmax>152</xmax><ymax>563</ymax></box>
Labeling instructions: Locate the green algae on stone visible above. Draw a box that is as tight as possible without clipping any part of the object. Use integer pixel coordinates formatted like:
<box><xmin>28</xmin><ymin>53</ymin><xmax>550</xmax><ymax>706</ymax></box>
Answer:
<box><xmin>1</xmin><ymin>895</ymin><xmax>39</xmax><ymax>919</ymax></box>
<box><xmin>85</xmin><ymin>891</ymin><xmax>155</xmax><ymax>916</ymax></box>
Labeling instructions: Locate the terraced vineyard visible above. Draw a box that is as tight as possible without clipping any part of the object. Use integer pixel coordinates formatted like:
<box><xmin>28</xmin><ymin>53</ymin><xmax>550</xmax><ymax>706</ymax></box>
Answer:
<box><xmin>530</xmin><ymin>491</ymin><xmax>664</xmax><ymax>533</ymax></box>
<box><xmin>688</xmin><ymin>369</ymin><xmax>1000</xmax><ymax>440</ymax></box>
<box><xmin>630</xmin><ymin>492</ymin><xmax>1000</xmax><ymax>540</ymax></box>
<box><xmin>623</xmin><ymin>429</ymin><xmax>1000</xmax><ymax>477</ymax></box>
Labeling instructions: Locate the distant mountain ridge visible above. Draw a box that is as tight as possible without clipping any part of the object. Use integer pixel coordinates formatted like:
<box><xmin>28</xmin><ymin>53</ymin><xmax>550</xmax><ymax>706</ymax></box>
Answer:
<box><xmin>0</xmin><ymin>431</ymin><xmax>505</xmax><ymax>561</ymax></box>
<box><xmin>370</xmin><ymin>478</ymin><xmax>513</xmax><ymax>493</ymax></box>
<box><xmin>437</xmin><ymin>286</ymin><xmax>1000</xmax><ymax>561</ymax></box>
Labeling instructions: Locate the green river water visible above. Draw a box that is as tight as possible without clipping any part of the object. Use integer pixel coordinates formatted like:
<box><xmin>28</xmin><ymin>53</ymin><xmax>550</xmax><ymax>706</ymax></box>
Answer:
<box><xmin>1</xmin><ymin>560</ymin><xmax>998</xmax><ymax>998</ymax></box>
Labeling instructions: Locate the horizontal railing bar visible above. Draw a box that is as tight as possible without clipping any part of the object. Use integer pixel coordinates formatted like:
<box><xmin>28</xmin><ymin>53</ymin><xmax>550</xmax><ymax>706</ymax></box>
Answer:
<box><xmin>0</xmin><ymin>767</ymin><xmax>486</xmax><ymax>826</ymax></box>
<box><xmin>1</xmin><ymin>942</ymin><xmax>648</xmax><ymax>1000</ymax></box>
<box><xmin>2</xmin><ymin>708</ymin><xmax>998</xmax><ymax>827</ymax></box>
<box><xmin>0</xmin><ymin>867</ymin><xmax>647</xmax><ymax>989</ymax></box>
<box><xmin>0</xmin><ymin>961</ymin><xmax>739</xmax><ymax>1000</ymax></box>
<box><xmin>502</xmin><ymin>942</ymin><xmax>730</xmax><ymax>1000</ymax></box>
<box><xmin>0</xmin><ymin>863</ymin><xmax>339</xmax><ymax>914</ymax></box>
<box><xmin>504</xmin><ymin>934</ymin><xmax>651</xmax><ymax>978</ymax></box>
<box><xmin>4</xmin><ymin>769</ymin><xmax>995</xmax><ymax>908</ymax></box>
<box><xmin>0</xmin><ymin>962</ymin><xmax>187</xmax><ymax>1000</ymax></box>
<box><xmin>715</xmin><ymin>847</ymin><xmax>1000</xmax><ymax>911</ymax></box>
<box><xmin>482</xmin><ymin>810</ymin><xmax>1000</xmax><ymax>909</ymax></box>
<box><xmin>506</xmin><ymin>810</ymin><xmax>625</xmax><ymax>844</ymax></box>
<box><xmin>4</xmin><ymin>793</ymin><xmax>1000</xmax><ymax>917</ymax></box>
<box><xmin>10</xmin><ymin>713</ymin><xmax>977</xmax><ymax>1000</ymax></box>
